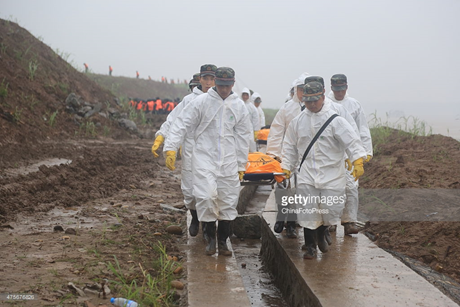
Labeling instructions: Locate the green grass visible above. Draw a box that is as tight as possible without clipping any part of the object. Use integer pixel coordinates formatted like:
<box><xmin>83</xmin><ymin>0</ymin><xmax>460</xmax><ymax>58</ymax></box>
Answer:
<box><xmin>368</xmin><ymin>111</ymin><xmax>432</xmax><ymax>156</ymax></box>
<box><xmin>28</xmin><ymin>59</ymin><xmax>39</xmax><ymax>81</ymax></box>
<box><xmin>49</xmin><ymin>111</ymin><xmax>58</xmax><ymax>127</ymax></box>
<box><xmin>105</xmin><ymin>242</ymin><xmax>178</xmax><ymax>306</ymax></box>
<box><xmin>0</xmin><ymin>78</ymin><xmax>9</xmax><ymax>98</ymax></box>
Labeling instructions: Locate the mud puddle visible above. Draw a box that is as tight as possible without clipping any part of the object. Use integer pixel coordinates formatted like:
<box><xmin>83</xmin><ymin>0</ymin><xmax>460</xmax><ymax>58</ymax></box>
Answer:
<box><xmin>3</xmin><ymin>158</ymin><xmax>72</xmax><ymax>177</ymax></box>
<box><xmin>6</xmin><ymin>206</ymin><xmax>118</xmax><ymax>235</ymax></box>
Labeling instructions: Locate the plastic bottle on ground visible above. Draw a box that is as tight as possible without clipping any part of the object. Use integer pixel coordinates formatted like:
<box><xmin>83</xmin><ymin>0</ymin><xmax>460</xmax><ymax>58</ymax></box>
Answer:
<box><xmin>110</xmin><ymin>297</ymin><xmax>139</xmax><ymax>307</ymax></box>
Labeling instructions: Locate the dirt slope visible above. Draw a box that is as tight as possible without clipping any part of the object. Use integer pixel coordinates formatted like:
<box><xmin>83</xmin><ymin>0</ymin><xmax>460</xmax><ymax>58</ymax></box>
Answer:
<box><xmin>0</xmin><ymin>19</ymin><xmax>187</xmax><ymax>306</ymax></box>
<box><xmin>361</xmin><ymin>129</ymin><xmax>460</xmax><ymax>284</ymax></box>
<box><xmin>0</xmin><ymin>19</ymin><xmax>125</xmax><ymax>144</ymax></box>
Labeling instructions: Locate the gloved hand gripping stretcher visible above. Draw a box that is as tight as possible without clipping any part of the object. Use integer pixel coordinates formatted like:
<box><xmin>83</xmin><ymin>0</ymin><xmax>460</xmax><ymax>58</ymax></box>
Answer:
<box><xmin>240</xmin><ymin>152</ymin><xmax>286</xmax><ymax>186</ymax></box>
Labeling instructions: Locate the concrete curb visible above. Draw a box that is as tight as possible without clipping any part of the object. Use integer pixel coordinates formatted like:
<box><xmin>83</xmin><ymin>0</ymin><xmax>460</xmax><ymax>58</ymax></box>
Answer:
<box><xmin>237</xmin><ymin>185</ymin><xmax>257</xmax><ymax>214</ymax></box>
<box><xmin>260</xmin><ymin>215</ymin><xmax>322</xmax><ymax>307</ymax></box>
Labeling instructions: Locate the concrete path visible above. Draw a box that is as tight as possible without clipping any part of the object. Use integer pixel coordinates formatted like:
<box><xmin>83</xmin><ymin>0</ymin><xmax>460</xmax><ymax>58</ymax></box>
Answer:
<box><xmin>185</xmin><ymin>187</ymin><xmax>251</xmax><ymax>307</ymax></box>
<box><xmin>262</xmin><ymin>190</ymin><xmax>459</xmax><ymax>307</ymax></box>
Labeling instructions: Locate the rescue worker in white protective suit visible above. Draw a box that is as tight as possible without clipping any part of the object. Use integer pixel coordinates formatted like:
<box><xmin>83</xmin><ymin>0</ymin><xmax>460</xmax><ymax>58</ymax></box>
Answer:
<box><xmin>268</xmin><ymin>74</ymin><xmax>361</xmax><ymax>239</ymax></box>
<box><xmin>251</xmin><ymin>92</ymin><xmax>266</xmax><ymax>128</ymax></box>
<box><xmin>303</xmin><ymin>76</ymin><xmax>362</xmax><ymax>245</ymax></box>
<box><xmin>151</xmin><ymin>64</ymin><xmax>217</xmax><ymax>237</ymax></box>
<box><xmin>266</xmin><ymin>72</ymin><xmax>310</xmax><ymax>238</ymax></box>
<box><xmin>327</xmin><ymin>74</ymin><xmax>373</xmax><ymax>235</ymax></box>
<box><xmin>188</xmin><ymin>72</ymin><xmax>201</xmax><ymax>91</ymax></box>
<box><xmin>163</xmin><ymin>67</ymin><xmax>251</xmax><ymax>256</ymax></box>
<box><xmin>241</xmin><ymin>87</ymin><xmax>260</xmax><ymax>152</ymax></box>
<box><xmin>281</xmin><ymin>81</ymin><xmax>366</xmax><ymax>259</ymax></box>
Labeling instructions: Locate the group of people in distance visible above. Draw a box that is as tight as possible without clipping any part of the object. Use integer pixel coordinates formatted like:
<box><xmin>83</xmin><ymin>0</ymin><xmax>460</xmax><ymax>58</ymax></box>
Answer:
<box><xmin>129</xmin><ymin>98</ymin><xmax>179</xmax><ymax>114</ymax></box>
<box><xmin>151</xmin><ymin>64</ymin><xmax>372</xmax><ymax>259</ymax></box>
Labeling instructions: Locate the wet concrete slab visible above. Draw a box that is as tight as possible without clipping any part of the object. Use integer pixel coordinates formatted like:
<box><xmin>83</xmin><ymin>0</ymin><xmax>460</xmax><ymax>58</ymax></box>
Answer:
<box><xmin>185</xmin><ymin>187</ymin><xmax>252</xmax><ymax>307</ymax></box>
<box><xmin>262</xmin><ymin>190</ymin><xmax>459</xmax><ymax>307</ymax></box>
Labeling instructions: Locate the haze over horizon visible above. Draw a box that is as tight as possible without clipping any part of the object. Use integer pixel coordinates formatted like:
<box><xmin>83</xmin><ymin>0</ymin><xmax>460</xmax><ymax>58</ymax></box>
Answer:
<box><xmin>2</xmin><ymin>0</ymin><xmax>459</xmax><ymax>139</ymax></box>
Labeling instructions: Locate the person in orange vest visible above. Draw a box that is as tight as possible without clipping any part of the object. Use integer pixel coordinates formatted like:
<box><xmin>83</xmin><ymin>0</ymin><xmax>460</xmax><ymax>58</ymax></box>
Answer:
<box><xmin>136</xmin><ymin>71</ymin><xmax>140</xmax><ymax>79</ymax></box>
<box><xmin>165</xmin><ymin>101</ymin><xmax>174</xmax><ymax>113</ymax></box>
<box><xmin>154</xmin><ymin>97</ymin><xmax>163</xmax><ymax>114</ymax></box>
<box><xmin>129</xmin><ymin>98</ymin><xmax>136</xmax><ymax>108</ymax></box>
<box><xmin>147</xmin><ymin>99</ymin><xmax>155</xmax><ymax>113</ymax></box>
<box><xmin>136</xmin><ymin>99</ymin><xmax>144</xmax><ymax>111</ymax></box>
<box><xmin>148</xmin><ymin>76</ymin><xmax>152</xmax><ymax>81</ymax></box>
<box><xmin>109</xmin><ymin>65</ymin><xmax>113</xmax><ymax>76</ymax></box>
<box><xmin>84</xmin><ymin>63</ymin><xmax>88</xmax><ymax>73</ymax></box>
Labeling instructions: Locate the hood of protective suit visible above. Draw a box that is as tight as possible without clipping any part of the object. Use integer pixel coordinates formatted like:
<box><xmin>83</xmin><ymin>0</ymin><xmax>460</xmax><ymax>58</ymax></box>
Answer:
<box><xmin>327</xmin><ymin>91</ymin><xmax>349</xmax><ymax>102</ymax></box>
<box><xmin>251</xmin><ymin>92</ymin><xmax>261</xmax><ymax>102</ymax></box>
<box><xmin>241</xmin><ymin>87</ymin><xmax>251</xmax><ymax>102</ymax></box>
<box><xmin>291</xmin><ymin>72</ymin><xmax>310</xmax><ymax>103</ymax></box>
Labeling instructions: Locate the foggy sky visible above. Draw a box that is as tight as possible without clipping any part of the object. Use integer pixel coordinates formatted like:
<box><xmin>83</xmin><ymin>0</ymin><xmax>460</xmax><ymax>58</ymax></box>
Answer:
<box><xmin>2</xmin><ymin>0</ymin><xmax>459</xmax><ymax>138</ymax></box>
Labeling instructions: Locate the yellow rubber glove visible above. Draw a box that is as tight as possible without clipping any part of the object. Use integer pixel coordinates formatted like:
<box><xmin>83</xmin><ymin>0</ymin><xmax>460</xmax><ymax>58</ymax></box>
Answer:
<box><xmin>254</xmin><ymin>130</ymin><xmax>259</xmax><ymax>141</ymax></box>
<box><xmin>165</xmin><ymin>151</ymin><xmax>176</xmax><ymax>170</ymax></box>
<box><xmin>151</xmin><ymin>135</ymin><xmax>165</xmax><ymax>158</ymax></box>
<box><xmin>364</xmin><ymin>155</ymin><xmax>372</xmax><ymax>163</ymax></box>
<box><xmin>345</xmin><ymin>159</ymin><xmax>352</xmax><ymax>171</ymax></box>
<box><xmin>238</xmin><ymin>171</ymin><xmax>245</xmax><ymax>181</ymax></box>
<box><xmin>352</xmin><ymin>158</ymin><xmax>364</xmax><ymax>181</ymax></box>
<box><xmin>282</xmin><ymin>169</ymin><xmax>291</xmax><ymax>179</ymax></box>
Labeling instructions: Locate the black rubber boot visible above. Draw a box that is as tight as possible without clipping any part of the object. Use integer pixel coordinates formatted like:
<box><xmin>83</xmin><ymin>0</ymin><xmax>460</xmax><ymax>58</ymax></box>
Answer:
<box><xmin>274</xmin><ymin>200</ymin><xmax>285</xmax><ymax>233</ymax></box>
<box><xmin>285</xmin><ymin>221</ymin><xmax>297</xmax><ymax>239</ymax></box>
<box><xmin>189</xmin><ymin>209</ymin><xmax>199</xmax><ymax>237</ymax></box>
<box><xmin>325</xmin><ymin>226</ymin><xmax>332</xmax><ymax>245</ymax></box>
<box><xmin>217</xmin><ymin>220</ymin><xmax>232</xmax><ymax>256</ymax></box>
<box><xmin>204</xmin><ymin>221</ymin><xmax>216</xmax><ymax>255</ymax></box>
<box><xmin>274</xmin><ymin>221</ymin><xmax>284</xmax><ymax>233</ymax></box>
<box><xmin>317</xmin><ymin>225</ymin><xmax>329</xmax><ymax>253</ymax></box>
<box><xmin>303</xmin><ymin>228</ymin><xmax>317</xmax><ymax>259</ymax></box>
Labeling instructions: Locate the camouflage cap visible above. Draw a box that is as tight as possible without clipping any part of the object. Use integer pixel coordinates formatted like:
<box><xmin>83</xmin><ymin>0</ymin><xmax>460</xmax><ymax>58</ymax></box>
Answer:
<box><xmin>190</xmin><ymin>73</ymin><xmax>200</xmax><ymax>86</ymax></box>
<box><xmin>331</xmin><ymin>74</ymin><xmax>348</xmax><ymax>91</ymax></box>
<box><xmin>302</xmin><ymin>81</ymin><xmax>324</xmax><ymax>102</ymax></box>
<box><xmin>304</xmin><ymin>76</ymin><xmax>324</xmax><ymax>87</ymax></box>
<box><xmin>200</xmin><ymin>64</ymin><xmax>217</xmax><ymax>77</ymax></box>
<box><xmin>215</xmin><ymin>67</ymin><xmax>235</xmax><ymax>85</ymax></box>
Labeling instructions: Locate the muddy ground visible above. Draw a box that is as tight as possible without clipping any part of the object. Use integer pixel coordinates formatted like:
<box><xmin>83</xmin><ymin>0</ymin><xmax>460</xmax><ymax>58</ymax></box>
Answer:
<box><xmin>360</xmin><ymin>129</ymin><xmax>460</xmax><ymax>284</ymax></box>
<box><xmin>0</xmin><ymin>136</ymin><xmax>188</xmax><ymax>307</ymax></box>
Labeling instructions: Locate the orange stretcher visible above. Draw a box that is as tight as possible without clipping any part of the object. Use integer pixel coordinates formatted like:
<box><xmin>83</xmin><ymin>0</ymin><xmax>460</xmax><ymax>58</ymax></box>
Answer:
<box><xmin>241</xmin><ymin>152</ymin><xmax>285</xmax><ymax>186</ymax></box>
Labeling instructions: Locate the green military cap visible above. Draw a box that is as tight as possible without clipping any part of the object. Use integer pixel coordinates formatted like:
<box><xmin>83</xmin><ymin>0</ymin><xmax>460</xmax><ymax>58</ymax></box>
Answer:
<box><xmin>200</xmin><ymin>64</ymin><xmax>217</xmax><ymax>77</ymax></box>
<box><xmin>190</xmin><ymin>73</ymin><xmax>201</xmax><ymax>86</ymax></box>
<box><xmin>302</xmin><ymin>81</ymin><xmax>324</xmax><ymax>102</ymax></box>
<box><xmin>331</xmin><ymin>74</ymin><xmax>348</xmax><ymax>91</ymax></box>
<box><xmin>215</xmin><ymin>67</ymin><xmax>235</xmax><ymax>85</ymax></box>
<box><xmin>304</xmin><ymin>76</ymin><xmax>325</xmax><ymax>87</ymax></box>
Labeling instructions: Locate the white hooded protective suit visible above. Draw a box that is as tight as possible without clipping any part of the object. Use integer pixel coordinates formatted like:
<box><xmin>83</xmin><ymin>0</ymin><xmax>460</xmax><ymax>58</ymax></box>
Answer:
<box><xmin>241</xmin><ymin>87</ymin><xmax>260</xmax><ymax>152</ymax></box>
<box><xmin>327</xmin><ymin>91</ymin><xmax>373</xmax><ymax>224</ymax></box>
<box><xmin>164</xmin><ymin>87</ymin><xmax>251</xmax><ymax>222</ymax></box>
<box><xmin>251</xmin><ymin>92</ymin><xmax>266</xmax><ymax>127</ymax></box>
<box><xmin>281</xmin><ymin>100</ymin><xmax>366</xmax><ymax>229</ymax></box>
<box><xmin>266</xmin><ymin>73</ymin><xmax>310</xmax><ymax>159</ymax></box>
<box><xmin>155</xmin><ymin>86</ymin><xmax>204</xmax><ymax>210</ymax></box>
